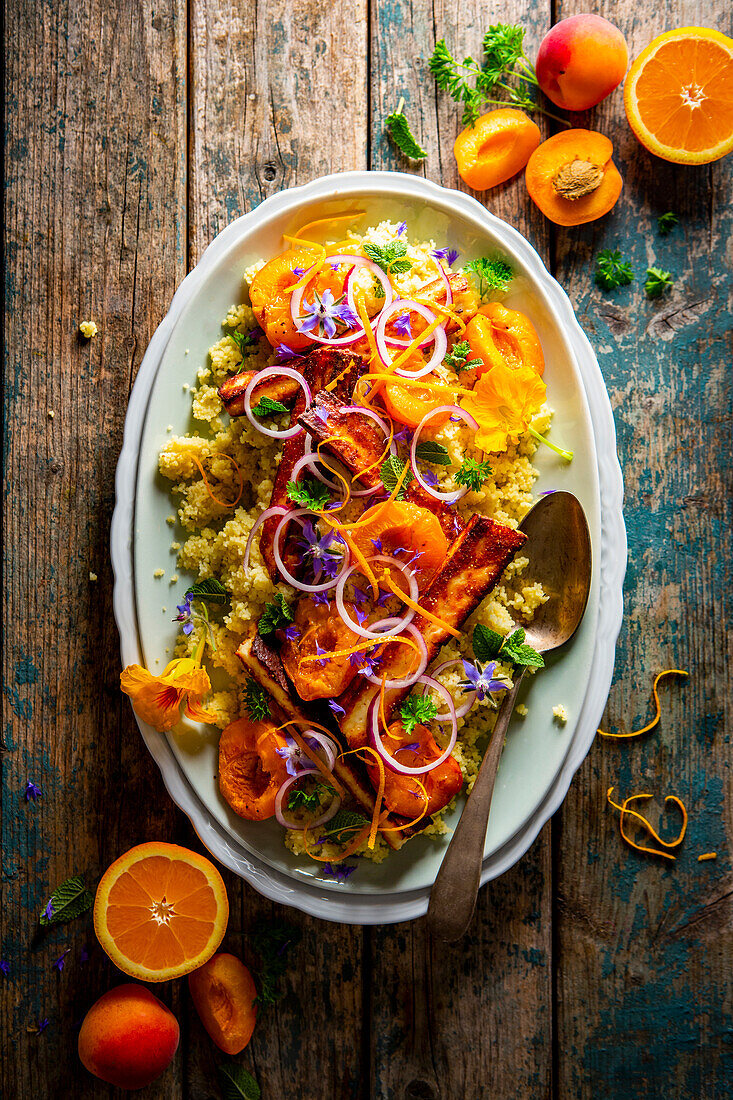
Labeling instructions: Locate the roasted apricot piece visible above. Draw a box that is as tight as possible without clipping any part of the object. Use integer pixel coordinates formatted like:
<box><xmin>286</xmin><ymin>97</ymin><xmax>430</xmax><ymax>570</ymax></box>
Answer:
<box><xmin>351</xmin><ymin>501</ymin><xmax>448</xmax><ymax>589</ymax></box>
<box><xmin>218</xmin><ymin>717</ymin><xmax>289</xmax><ymax>820</ymax></box>
<box><xmin>366</xmin><ymin>722</ymin><xmax>464</xmax><ymax>817</ymax></box>
<box><xmin>454</xmin><ymin>109</ymin><xmax>541</xmax><ymax>191</ymax></box>
<box><xmin>464</xmin><ymin>303</ymin><xmax>545</xmax><ymax>384</ymax></box>
<box><xmin>188</xmin><ymin>953</ymin><xmax>257</xmax><ymax>1055</ymax></box>
<box><xmin>280</xmin><ymin>598</ymin><xmax>362</xmax><ymax>701</ymax></box>
<box><xmin>525</xmin><ymin>129</ymin><xmax>622</xmax><ymax>227</ymax></box>
<box><xmin>249</xmin><ymin>249</ymin><xmax>348</xmax><ymax>350</ymax></box>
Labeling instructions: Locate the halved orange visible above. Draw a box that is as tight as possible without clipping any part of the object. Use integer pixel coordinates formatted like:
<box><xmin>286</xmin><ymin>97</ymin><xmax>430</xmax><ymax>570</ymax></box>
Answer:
<box><xmin>624</xmin><ymin>28</ymin><xmax>733</xmax><ymax>164</ymax></box>
<box><xmin>94</xmin><ymin>842</ymin><xmax>229</xmax><ymax>982</ymax></box>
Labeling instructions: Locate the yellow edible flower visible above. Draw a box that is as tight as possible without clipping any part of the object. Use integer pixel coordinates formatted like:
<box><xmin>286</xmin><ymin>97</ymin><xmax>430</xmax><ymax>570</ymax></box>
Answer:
<box><xmin>120</xmin><ymin>657</ymin><xmax>217</xmax><ymax>732</ymax></box>
<box><xmin>460</xmin><ymin>361</ymin><xmax>546</xmax><ymax>453</ymax></box>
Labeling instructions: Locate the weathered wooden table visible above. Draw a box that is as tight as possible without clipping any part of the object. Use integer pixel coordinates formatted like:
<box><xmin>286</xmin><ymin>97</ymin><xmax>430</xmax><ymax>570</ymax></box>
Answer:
<box><xmin>4</xmin><ymin>0</ymin><xmax>732</xmax><ymax>1096</ymax></box>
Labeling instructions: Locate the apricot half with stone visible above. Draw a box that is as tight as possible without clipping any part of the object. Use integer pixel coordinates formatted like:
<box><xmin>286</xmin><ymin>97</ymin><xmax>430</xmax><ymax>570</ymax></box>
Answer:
<box><xmin>525</xmin><ymin>129</ymin><xmax>622</xmax><ymax>226</ymax></box>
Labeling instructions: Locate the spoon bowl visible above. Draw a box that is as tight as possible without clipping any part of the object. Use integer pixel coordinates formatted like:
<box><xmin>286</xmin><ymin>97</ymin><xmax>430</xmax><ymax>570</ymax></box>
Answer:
<box><xmin>426</xmin><ymin>491</ymin><xmax>592</xmax><ymax>942</ymax></box>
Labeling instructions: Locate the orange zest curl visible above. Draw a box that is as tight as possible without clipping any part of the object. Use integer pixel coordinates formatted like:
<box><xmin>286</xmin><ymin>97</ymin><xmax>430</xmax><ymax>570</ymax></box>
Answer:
<box><xmin>698</xmin><ymin>852</ymin><xmax>718</xmax><ymax>862</ymax></box>
<box><xmin>606</xmin><ymin>787</ymin><xmax>688</xmax><ymax>861</ymax></box>
<box><xmin>598</xmin><ymin>669</ymin><xmax>689</xmax><ymax>739</ymax></box>
<box><xmin>281</xmin><ymin>723</ymin><xmax>346</xmax><ymax>799</ymax></box>
<box><xmin>302</xmin><ymin>821</ymin><xmax>372</xmax><ymax>863</ymax></box>
<box><xmin>382</xmin><ymin>571</ymin><xmax>462</xmax><ymax>639</ymax></box>
<box><xmin>184</xmin><ymin>451</ymin><xmax>243</xmax><ymax>510</ymax></box>
<box><xmin>298</xmin><ymin>632</ymin><xmax>421</xmax><ymax>666</ymax></box>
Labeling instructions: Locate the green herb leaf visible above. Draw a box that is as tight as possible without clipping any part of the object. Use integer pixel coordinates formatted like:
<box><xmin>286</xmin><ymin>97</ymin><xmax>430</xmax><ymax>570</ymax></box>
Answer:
<box><xmin>644</xmin><ymin>267</ymin><xmax>674</xmax><ymax>299</ymax></box>
<box><xmin>218</xmin><ymin>1063</ymin><xmax>261</xmax><ymax>1100</ymax></box>
<box><xmin>399</xmin><ymin>693</ymin><xmax>438</xmax><ymax>735</ymax></box>
<box><xmin>323</xmin><ymin>810</ymin><xmax>370</xmax><ymax>842</ymax></box>
<box><xmin>287</xmin><ymin>784</ymin><xmax>330</xmax><ymax>812</ymax></box>
<box><xmin>657</xmin><ymin>211</ymin><xmax>679</xmax><ymax>236</ymax></box>
<box><xmin>455</xmin><ymin>456</ymin><xmax>493</xmax><ymax>492</ymax></box>
<box><xmin>373</xmin><ymin>279</ymin><xmax>386</xmax><ymax>300</ymax></box>
<box><xmin>463</xmin><ymin>256</ymin><xmax>513</xmax><ymax>299</ymax></box>
<box><xmin>385</xmin><ymin>107</ymin><xmax>428</xmax><ymax>161</ymax></box>
<box><xmin>444</xmin><ymin>340</ymin><xmax>483</xmax><ymax>372</ymax></box>
<box><xmin>257</xmin><ymin>592</ymin><xmax>294</xmax><ymax>638</ymax></box>
<box><xmin>286</xmin><ymin>476</ymin><xmax>332</xmax><ymax>511</ymax></box>
<box><xmin>251</xmin><ymin>395</ymin><xmax>288</xmax><ymax>417</ymax></box>
<box><xmin>380</xmin><ymin>455</ymin><xmax>414</xmax><ymax>500</ymax></box>
<box><xmin>39</xmin><ymin>876</ymin><xmax>94</xmax><ymax>926</ymax></box>
<box><xmin>243</xmin><ymin>678</ymin><xmax>271</xmax><ymax>722</ymax></box>
<box><xmin>251</xmin><ymin>920</ymin><xmax>301</xmax><ymax>1009</ymax></box>
<box><xmin>363</xmin><ymin>240</ymin><xmax>412</xmax><ymax>279</ymax></box>
<box><xmin>482</xmin><ymin>23</ymin><xmax>526</xmax><ymax>77</ymax></box>
<box><xmin>594</xmin><ymin>249</ymin><xmax>634</xmax><ymax>291</ymax></box>
<box><xmin>415</xmin><ymin>441</ymin><xmax>451</xmax><ymax>466</ymax></box>
<box><xmin>225</xmin><ymin>326</ymin><xmax>260</xmax><ymax>360</ymax></box>
<box><xmin>501</xmin><ymin>628</ymin><xmax>544</xmax><ymax>669</ymax></box>
<box><xmin>472</xmin><ymin>623</ymin><xmax>505</xmax><ymax>662</ymax></box>
<box><xmin>185</xmin><ymin>577</ymin><xmax>229</xmax><ymax>605</ymax></box>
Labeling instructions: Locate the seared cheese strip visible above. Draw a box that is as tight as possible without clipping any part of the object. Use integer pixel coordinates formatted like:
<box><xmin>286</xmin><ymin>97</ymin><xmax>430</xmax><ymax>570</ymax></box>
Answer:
<box><xmin>336</xmin><ymin>515</ymin><xmax>527</xmax><ymax>748</ymax></box>
<box><xmin>219</xmin><ymin>371</ymin><xmax>300</xmax><ymax>418</ymax></box>
<box><xmin>298</xmin><ymin>391</ymin><xmax>465</xmax><ymax>543</ymax></box>
<box><xmin>236</xmin><ymin>633</ymin><xmax>406</xmax><ymax>850</ymax></box>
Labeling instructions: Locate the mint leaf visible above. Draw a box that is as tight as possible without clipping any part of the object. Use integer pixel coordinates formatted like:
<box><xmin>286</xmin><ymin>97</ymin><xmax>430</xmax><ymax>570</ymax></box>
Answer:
<box><xmin>385</xmin><ymin>108</ymin><xmax>428</xmax><ymax>161</ymax></box>
<box><xmin>472</xmin><ymin>623</ymin><xmax>504</xmax><ymax>662</ymax></box>
<box><xmin>218</xmin><ymin>1063</ymin><xmax>261</xmax><ymax>1100</ymax></box>
<box><xmin>257</xmin><ymin>593</ymin><xmax>294</xmax><ymax>638</ymax></box>
<box><xmin>501</xmin><ymin>628</ymin><xmax>544</xmax><ymax>669</ymax></box>
<box><xmin>286</xmin><ymin>476</ymin><xmax>332</xmax><ymax>511</ymax></box>
<box><xmin>39</xmin><ymin>876</ymin><xmax>94</xmax><ymax>926</ymax></box>
<box><xmin>323</xmin><ymin>810</ymin><xmax>369</xmax><ymax>842</ymax></box>
<box><xmin>185</xmin><ymin>577</ymin><xmax>228</xmax><ymax>605</ymax></box>
<box><xmin>415</xmin><ymin>441</ymin><xmax>451</xmax><ymax>466</ymax></box>
<box><xmin>399</xmin><ymin>693</ymin><xmax>437</xmax><ymax>735</ymax></box>
<box><xmin>251</xmin><ymin>395</ymin><xmax>288</xmax><ymax>417</ymax></box>
<box><xmin>363</xmin><ymin>240</ymin><xmax>412</xmax><ymax>278</ymax></box>
<box><xmin>444</xmin><ymin>340</ymin><xmax>483</xmax><ymax>372</ymax></box>
<box><xmin>380</xmin><ymin>455</ymin><xmax>414</xmax><ymax>500</ymax></box>
<box><xmin>243</xmin><ymin>678</ymin><xmax>271</xmax><ymax>722</ymax></box>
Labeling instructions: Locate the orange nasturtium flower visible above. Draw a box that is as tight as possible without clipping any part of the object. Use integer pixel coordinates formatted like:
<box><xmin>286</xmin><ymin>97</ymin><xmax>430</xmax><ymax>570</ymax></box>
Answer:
<box><xmin>120</xmin><ymin>657</ymin><xmax>217</xmax><ymax>732</ymax></box>
<box><xmin>460</xmin><ymin>360</ymin><xmax>547</xmax><ymax>453</ymax></box>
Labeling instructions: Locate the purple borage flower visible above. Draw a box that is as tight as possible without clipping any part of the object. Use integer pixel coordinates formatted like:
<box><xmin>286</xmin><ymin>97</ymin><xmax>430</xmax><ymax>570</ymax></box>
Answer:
<box><xmin>296</xmin><ymin>521</ymin><xmax>345</xmax><ymax>583</ymax></box>
<box><xmin>276</xmin><ymin>342</ymin><xmax>305</xmax><ymax>362</ymax></box>
<box><xmin>394</xmin><ymin>312</ymin><xmax>413</xmax><ymax>338</ymax></box>
<box><xmin>354</xmin><ymin>606</ymin><xmax>369</xmax><ymax>626</ymax></box>
<box><xmin>43</xmin><ymin>899</ymin><xmax>54</xmax><ymax>922</ymax></box>
<box><xmin>376</xmin><ymin>588</ymin><xmax>393</xmax><ymax>608</ymax></box>
<box><xmin>459</xmin><ymin>659</ymin><xmax>509</xmax><ymax>702</ymax></box>
<box><xmin>0</xmin><ymin>960</ymin><xmax>9</xmax><ymax>977</ymax></box>
<box><xmin>37</xmin><ymin>1018</ymin><xmax>49</xmax><ymax>1033</ymax></box>
<box><xmin>53</xmin><ymin>949</ymin><xmax>70</xmax><ymax>973</ymax></box>
<box><xmin>392</xmin><ymin>425</ymin><xmax>413</xmax><ymax>445</ymax></box>
<box><xmin>297</xmin><ymin>288</ymin><xmax>359</xmax><ymax>339</ymax></box>
<box><xmin>328</xmin><ymin>699</ymin><xmax>346</xmax><ymax>717</ymax></box>
<box><xmin>322</xmin><ymin>862</ymin><xmax>357</xmax><ymax>882</ymax></box>
<box><xmin>173</xmin><ymin>591</ymin><xmax>195</xmax><ymax>635</ymax></box>
<box><xmin>292</xmin><ymin>267</ymin><xmax>306</xmax><ymax>278</ymax></box>
<box><xmin>313</xmin><ymin>642</ymin><xmax>330</xmax><ymax>668</ymax></box>
<box><xmin>422</xmin><ymin>468</ymin><xmax>439</xmax><ymax>488</ymax></box>
<box><xmin>351</xmin><ymin>586</ymin><xmax>369</xmax><ymax>606</ymax></box>
<box><xmin>370</xmin><ymin>537</ymin><xmax>383</xmax><ymax>554</ymax></box>
<box><xmin>24</xmin><ymin>780</ymin><xmax>42</xmax><ymax>802</ymax></box>
<box><xmin>394</xmin><ymin>742</ymin><xmax>420</xmax><ymax>755</ymax></box>
<box><xmin>283</xmin><ymin>625</ymin><xmax>301</xmax><ymax>642</ymax></box>
<box><xmin>276</xmin><ymin>733</ymin><xmax>321</xmax><ymax>777</ymax></box>
<box><xmin>357</xmin><ymin>651</ymin><xmax>382</xmax><ymax>677</ymax></box>
<box><xmin>349</xmin><ymin>652</ymin><xmax>366</xmax><ymax>669</ymax></box>
<box><xmin>311</xmin><ymin>590</ymin><xmax>331</xmax><ymax>608</ymax></box>
<box><xmin>432</xmin><ymin>246</ymin><xmax>459</xmax><ymax>265</ymax></box>
<box><xmin>396</xmin><ymin>221</ymin><xmax>407</xmax><ymax>237</ymax></box>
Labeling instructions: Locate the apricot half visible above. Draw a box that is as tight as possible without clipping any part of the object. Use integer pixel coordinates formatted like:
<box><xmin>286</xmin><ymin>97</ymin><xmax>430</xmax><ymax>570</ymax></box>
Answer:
<box><xmin>536</xmin><ymin>15</ymin><xmax>628</xmax><ymax>111</ymax></box>
<box><xmin>78</xmin><ymin>984</ymin><xmax>179</xmax><ymax>1090</ymax></box>
<box><xmin>188</xmin><ymin>952</ymin><xmax>257</xmax><ymax>1055</ymax></box>
<box><xmin>454</xmin><ymin>108</ymin><xmax>541</xmax><ymax>190</ymax></box>
<box><xmin>525</xmin><ymin>129</ymin><xmax>622</xmax><ymax>226</ymax></box>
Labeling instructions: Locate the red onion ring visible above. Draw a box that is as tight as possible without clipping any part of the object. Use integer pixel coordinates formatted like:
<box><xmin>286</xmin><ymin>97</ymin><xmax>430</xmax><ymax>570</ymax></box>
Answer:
<box><xmin>275</xmin><ymin>773</ymin><xmax>341</xmax><ymax>830</ymax></box>
<box><xmin>421</xmin><ymin>658</ymin><xmax>476</xmax><ymax>720</ymax></box>
<box><xmin>361</xmin><ymin>619</ymin><xmax>428</xmax><ymax>689</ymax></box>
<box><xmin>244</xmin><ymin>367</ymin><xmax>311</xmax><ymax>439</ymax></box>
<box><xmin>375</xmin><ymin>299</ymin><xmax>447</xmax><ymax>379</ymax></box>
<box><xmin>377</xmin><ymin>299</ymin><xmax>438</xmax><ymax>351</ymax></box>
<box><xmin>244</xmin><ymin>505</ymin><xmax>289</xmax><ymax>571</ymax></box>
<box><xmin>302</xmin><ymin>437</ymin><xmax>381</xmax><ymax>499</ymax></box>
<box><xmin>369</xmin><ymin>674</ymin><xmax>458</xmax><ymax>776</ymax></box>
<box><xmin>335</xmin><ymin>555</ymin><xmax>417</xmax><ymax>640</ymax></box>
<box><xmin>410</xmin><ymin>405</ymin><xmax>479</xmax><ymax>504</ymax></box>
<box><xmin>273</xmin><ymin>509</ymin><xmax>351</xmax><ymax>592</ymax></box>
<box><xmin>343</xmin><ymin>256</ymin><xmax>394</xmax><ymax>320</ymax></box>
<box><xmin>432</xmin><ymin>256</ymin><xmax>453</xmax><ymax>307</ymax></box>
<box><xmin>298</xmin><ymin>730</ymin><xmax>340</xmax><ymax>772</ymax></box>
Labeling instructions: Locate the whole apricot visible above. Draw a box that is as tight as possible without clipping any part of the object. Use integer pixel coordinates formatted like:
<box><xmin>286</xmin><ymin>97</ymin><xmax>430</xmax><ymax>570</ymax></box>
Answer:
<box><xmin>536</xmin><ymin>15</ymin><xmax>628</xmax><ymax>111</ymax></box>
<box><xmin>188</xmin><ymin>952</ymin><xmax>257</xmax><ymax>1054</ymax></box>
<box><xmin>78</xmin><ymin>984</ymin><xmax>179</xmax><ymax>1090</ymax></box>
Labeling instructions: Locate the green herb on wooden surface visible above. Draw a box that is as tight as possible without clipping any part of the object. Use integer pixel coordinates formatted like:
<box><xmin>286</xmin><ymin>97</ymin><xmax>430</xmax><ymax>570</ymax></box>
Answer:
<box><xmin>657</xmin><ymin>212</ymin><xmax>679</xmax><ymax>236</ymax></box>
<box><xmin>250</xmin><ymin>920</ymin><xmax>302</xmax><ymax>1009</ymax></box>
<box><xmin>40</xmin><ymin>876</ymin><xmax>94</xmax><ymax>926</ymax></box>
<box><xmin>594</xmin><ymin>249</ymin><xmax>634</xmax><ymax>290</ymax></box>
<box><xmin>218</xmin><ymin>1062</ymin><xmax>261</xmax><ymax>1100</ymax></box>
<box><xmin>385</xmin><ymin>98</ymin><xmax>428</xmax><ymax>161</ymax></box>
<box><xmin>645</xmin><ymin>267</ymin><xmax>674</xmax><ymax>298</ymax></box>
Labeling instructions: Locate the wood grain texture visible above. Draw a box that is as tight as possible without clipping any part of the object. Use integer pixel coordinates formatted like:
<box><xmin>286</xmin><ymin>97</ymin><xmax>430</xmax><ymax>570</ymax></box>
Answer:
<box><xmin>552</xmin><ymin>2</ymin><xmax>733</xmax><ymax>1097</ymax></box>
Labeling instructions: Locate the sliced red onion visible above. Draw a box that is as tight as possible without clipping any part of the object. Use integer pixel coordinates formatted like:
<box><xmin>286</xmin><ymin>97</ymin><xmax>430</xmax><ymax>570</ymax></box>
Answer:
<box><xmin>361</xmin><ymin>619</ymin><xmax>428</xmax><ymax>689</ymax></box>
<box><xmin>290</xmin><ymin>453</ymin><xmax>350</xmax><ymax>508</ymax></box>
<box><xmin>273</xmin><ymin>509</ymin><xmax>350</xmax><ymax>592</ymax></box>
<box><xmin>299</xmin><ymin>730</ymin><xmax>340</xmax><ymax>772</ymax></box>
<box><xmin>432</xmin><ymin>256</ymin><xmax>453</xmax><ymax>307</ymax></box>
<box><xmin>302</xmin><ymin>437</ymin><xmax>381</xmax><ymax>500</ymax></box>
<box><xmin>244</xmin><ymin>367</ymin><xmax>311</xmax><ymax>439</ymax></box>
<box><xmin>377</xmin><ymin>299</ymin><xmax>439</xmax><ymax>351</ymax></box>
<box><xmin>343</xmin><ymin>256</ymin><xmax>394</xmax><ymax>320</ymax></box>
<box><xmin>275</xmin><ymin>773</ymin><xmax>341</xmax><ymax>830</ymax></box>
<box><xmin>369</xmin><ymin>674</ymin><xmax>458</xmax><ymax>776</ymax></box>
<box><xmin>244</xmin><ymin>505</ymin><xmax>290</xmax><ymax>571</ymax></box>
<box><xmin>335</xmin><ymin>555</ymin><xmax>417</xmax><ymax>640</ymax></box>
<box><xmin>375</xmin><ymin>299</ymin><xmax>447</xmax><ymax>379</ymax></box>
<box><xmin>410</xmin><ymin>405</ymin><xmax>479</xmax><ymax>504</ymax></box>
<box><xmin>421</xmin><ymin>658</ymin><xmax>476</xmax><ymax>719</ymax></box>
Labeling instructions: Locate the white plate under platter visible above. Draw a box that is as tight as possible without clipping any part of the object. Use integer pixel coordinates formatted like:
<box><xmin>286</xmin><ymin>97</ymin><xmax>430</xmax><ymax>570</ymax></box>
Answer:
<box><xmin>111</xmin><ymin>171</ymin><xmax>626</xmax><ymax>925</ymax></box>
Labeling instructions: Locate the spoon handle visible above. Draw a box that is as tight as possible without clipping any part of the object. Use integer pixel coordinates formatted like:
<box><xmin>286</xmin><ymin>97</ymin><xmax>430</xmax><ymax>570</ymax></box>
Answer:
<box><xmin>426</xmin><ymin>670</ymin><xmax>526</xmax><ymax>942</ymax></box>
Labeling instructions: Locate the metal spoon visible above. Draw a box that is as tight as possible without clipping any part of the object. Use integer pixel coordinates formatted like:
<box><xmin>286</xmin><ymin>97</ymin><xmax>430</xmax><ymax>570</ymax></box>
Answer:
<box><xmin>426</xmin><ymin>491</ymin><xmax>592</xmax><ymax>942</ymax></box>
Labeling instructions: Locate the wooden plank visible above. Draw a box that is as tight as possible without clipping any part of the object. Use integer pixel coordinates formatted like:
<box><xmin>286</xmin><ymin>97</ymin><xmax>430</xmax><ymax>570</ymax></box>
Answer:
<box><xmin>185</xmin><ymin>3</ymin><xmax>370</xmax><ymax>1096</ymax></box>
<box><xmin>368</xmin><ymin>2</ymin><xmax>554</xmax><ymax>1097</ymax></box>
<box><xmin>552</xmin><ymin>2</ymin><xmax>733</xmax><ymax>1096</ymax></box>
<box><xmin>2</xmin><ymin>0</ymin><xmax>188</xmax><ymax>1096</ymax></box>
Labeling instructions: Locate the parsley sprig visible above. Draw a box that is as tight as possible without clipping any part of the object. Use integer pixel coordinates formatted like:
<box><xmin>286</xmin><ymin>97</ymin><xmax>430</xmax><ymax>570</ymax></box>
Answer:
<box><xmin>287</xmin><ymin>783</ymin><xmax>330</xmax><ymax>813</ymax></box>
<box><xmin>399</xmin><ymin>693</ymin><xmax>438</xmax><ymax>735</ymax></box>
<box><xmin>463</xmin><ymin>256</ymin><xmax>513</xmax><ymax>299</ymax></box>
<box><xmin>657</xmin><ymin>212</ymin><xmax>679</xmax><ymax>236</ymax></box>
<box><xmin>225</xmin><ymin>325</ymin><xmax>261</xmax><ymax>373</ymax></box>
<box><xmin>286</xmin><ymin>476</ymin><xmax>332</xmax><ymax>511</ymax></box>
<box><xmin>363</xmin><ymin>240</ymin><xmax>412</xmax><ymax>278</ymax></box>
<box><xmin>429</xmin><ymin>27</ymin><xmax>569</xmax><ymax>127</ymax></box>
<box><xmin>473</xmin><ymin>624</ymin><xmax>544</xmax><ymax>669</ymax></box>
<box><xmin>385</xmin><ymin>98</ymin><xmax>428</xmax><ymax>161</ymax></box>
<box><xmin>455</xmin><ymin>456</ymin><xmax>493</xmax><ymax>492</ymax></box>
<box><xmin>444</xmin><ymin>340</ymin><xmax>483</xmax><ymax>372</ymax></box>
<box><xmin>645</xmin><ymin>267</ymin><xmax>674</xmax><ymax>299</ymax></box>
<box><xmin>243</xmin><ymin>678</ymin><xmax>271</xmax><ymax>721</ymax></box>
<box><xmin>250</xmin><ymin>920</ymin><xmax>301</xmax><ymax>1009</ymax></box>
<box><xmin>257</xmin><ymin>593</ymin><xmax>294</xmax><ymax>638</ymax></box>
<box><xmin>594</xmin><ymin>249</ymin><xmax>634</xmax><ymax>291</ymax></box>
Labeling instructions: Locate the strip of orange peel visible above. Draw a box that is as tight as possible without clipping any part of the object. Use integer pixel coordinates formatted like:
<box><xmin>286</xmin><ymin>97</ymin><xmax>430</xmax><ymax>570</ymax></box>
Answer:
<box><xmin>284</xmin><ymin>724</ymin><xmax>346</xmax><ymax>798</ymax></box>
<box><xmin>698</xmin><ymin>852</ymin><xmax>717</xmax><ymax>862</ymax></box>
<box><xmin>183</xmin><ymin>451</ymin><xmax>243</xmax><ymax>510</ymax></box>
<box><xmin>607</xmin><ymin>787</ymin><xmax>688</xmax><ymax>860</ymax></box>
<box><xmin>598</xmin><ymin>669</ymin><xmax>689</xmax><ymax>738</ymax></box>
<box><xmin>298</xmin><ymin>632</ymin><xmax>421</xmax><ymax>666</ymax></box>
<box><xmin>290</xmin><ymin>211</ymin><xmax>365</xmax><ymax>241</ymax></box>
<box><xmin>302</xmin><ymin>822</ymin><xmax>372</xmax><ymax>863</ymax></box>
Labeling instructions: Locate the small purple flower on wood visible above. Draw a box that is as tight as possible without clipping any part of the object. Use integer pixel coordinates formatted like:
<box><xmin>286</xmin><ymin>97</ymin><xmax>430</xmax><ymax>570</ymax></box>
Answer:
<box><xmin>24</xmin><ymin>780</ymin><xmax>42</xmax><ymax>802</ymax></box>
<box><xmin>53</xmin><ymin>949</ymin><xmax>70</xmax><ymax>973</ymax></box>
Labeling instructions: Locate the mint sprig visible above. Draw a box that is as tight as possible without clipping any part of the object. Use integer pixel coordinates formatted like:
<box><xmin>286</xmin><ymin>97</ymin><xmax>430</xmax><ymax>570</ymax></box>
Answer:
<box><xmin>385</xmin><ymin>99</ymin><xmax>428</xmax><ymax>161</ymax></box>
<box><xmin>251</xmin><ymin>395</ymin><xmax>288</xmax><ymax>417</ymax></box>
<box><xmin>380</xmin><ymin>455</ymin><xmax>414</xmax><ymax>500</ymax></box>
<box><xmin>257</xmin><ymin>593</ymin><xmax>294</xmax><ymax>638</ymax></box>
<box><xmin>473</xmin><ymin>624</ymin><xmax>544</xmax><ymax>669</ymax></box>
<box><xmin>363</xmin><ymin>240</ymin><xmax>412</xmax><ymax>278</ymax></box>
<box><xmin>185</xmin><ymin>577</ymin><xmax>228</xmax><ymax>605</ymax></box>
<box><xmin>415</xmin><ymin>441</ymin><xmax>451</xmax><ymax>466</ymax></box>
<box><xmin>39</xmin><ymin>876</ymin><xmax>94</xmax><ymax>926</ymax></box>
